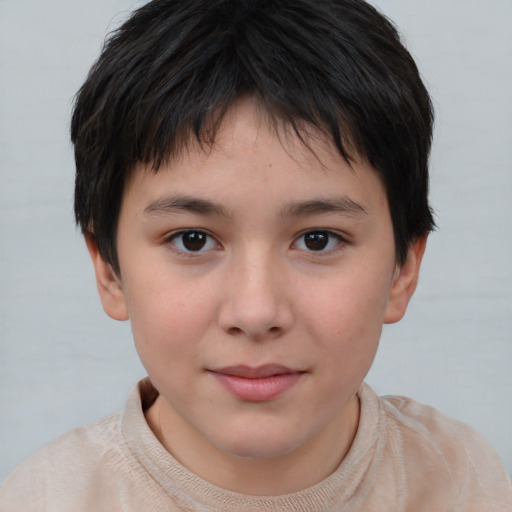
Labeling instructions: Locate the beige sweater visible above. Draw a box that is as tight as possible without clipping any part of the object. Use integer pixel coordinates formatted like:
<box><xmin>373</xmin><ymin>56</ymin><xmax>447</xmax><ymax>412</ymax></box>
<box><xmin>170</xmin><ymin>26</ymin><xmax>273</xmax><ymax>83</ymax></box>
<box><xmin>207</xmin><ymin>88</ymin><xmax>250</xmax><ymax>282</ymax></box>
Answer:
<box><xmin>1</xmin><ymin>379</ymin><xmax>511</xmax><ymax>511</ymax></box>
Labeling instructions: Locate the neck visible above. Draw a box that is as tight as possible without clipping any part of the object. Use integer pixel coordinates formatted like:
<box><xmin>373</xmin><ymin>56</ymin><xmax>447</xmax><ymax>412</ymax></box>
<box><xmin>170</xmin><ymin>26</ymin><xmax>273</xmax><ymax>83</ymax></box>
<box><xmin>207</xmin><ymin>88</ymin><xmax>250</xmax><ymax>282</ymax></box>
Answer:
<box><xmin>146</xmin><ymin>394</ymin><xmax>360</xmax><ymax>496</ymax></box>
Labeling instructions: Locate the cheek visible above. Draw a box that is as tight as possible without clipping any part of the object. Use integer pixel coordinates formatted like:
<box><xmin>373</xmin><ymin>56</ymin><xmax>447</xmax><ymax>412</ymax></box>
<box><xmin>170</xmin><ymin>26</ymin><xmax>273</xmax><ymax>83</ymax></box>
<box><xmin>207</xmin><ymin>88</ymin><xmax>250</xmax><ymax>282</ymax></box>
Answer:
<box><xmin>305</xmin><ymin>273</ymin><xmax>389</xmax><ymax>336</ymax></box>
<box><xmin>122</xmin><ymin>273</ymin><xmax>218</xmax><ymax>372</ymax></box>
<box><xmin>299</xmin><ymin>268</ymin><xmax>391</xmax><ymax>372</ymax></box>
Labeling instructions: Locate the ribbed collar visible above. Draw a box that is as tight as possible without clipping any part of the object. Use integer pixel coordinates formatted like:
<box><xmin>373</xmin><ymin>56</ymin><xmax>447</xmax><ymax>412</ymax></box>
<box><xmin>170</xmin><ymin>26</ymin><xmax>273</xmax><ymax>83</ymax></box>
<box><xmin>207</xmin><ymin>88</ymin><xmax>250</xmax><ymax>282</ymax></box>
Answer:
<box><xmin>122</xmin><ymin>378</ymin><xmax>385</xmax><ymax>511</ymax></box>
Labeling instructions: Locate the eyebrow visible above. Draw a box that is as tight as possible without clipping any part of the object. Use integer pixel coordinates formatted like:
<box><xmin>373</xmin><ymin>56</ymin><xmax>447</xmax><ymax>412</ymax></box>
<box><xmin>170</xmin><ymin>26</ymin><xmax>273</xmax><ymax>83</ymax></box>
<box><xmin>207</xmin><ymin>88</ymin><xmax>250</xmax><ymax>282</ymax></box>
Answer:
<box><xmin>280</xmin><ymin>197</ymin><xmax>367</xmax><ymax>218</ymax></box>
<box><xmin>143</xmin><ymin>194</ymin><xmax>367</xmax><ymax>219</ymax></box>
<box><xmin>144</xmin><ymin>195</ymin><xmax>230</xmax><ymax>218</ymax></box>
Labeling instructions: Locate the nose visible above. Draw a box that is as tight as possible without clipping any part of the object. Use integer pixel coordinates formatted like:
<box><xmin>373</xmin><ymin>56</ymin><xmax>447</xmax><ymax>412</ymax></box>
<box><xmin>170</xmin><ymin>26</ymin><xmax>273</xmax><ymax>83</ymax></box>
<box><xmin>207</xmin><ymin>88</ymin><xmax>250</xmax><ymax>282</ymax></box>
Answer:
<box><xmin>218</xmin><ymin>249</ymin><xmax>294</xmax><ymax>341</ymax></box>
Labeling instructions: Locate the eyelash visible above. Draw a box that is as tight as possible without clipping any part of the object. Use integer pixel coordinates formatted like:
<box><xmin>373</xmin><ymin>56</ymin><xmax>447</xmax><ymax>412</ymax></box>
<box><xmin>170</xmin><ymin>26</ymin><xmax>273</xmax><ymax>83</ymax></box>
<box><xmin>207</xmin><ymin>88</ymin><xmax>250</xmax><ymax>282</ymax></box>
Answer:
<box><xmin>167</xmin><ymin>230</ymin><xmax>220</xmax><ymax>254</ymax></box>
<box><xmin>292</xmin><ymin>230</ymin><xmax>345</xmax><ymax>253</ymax></box>
<box><xmin>166</xmin><ymin>229</ymin><xmax>346</xmax><ymax>255</ymax></box>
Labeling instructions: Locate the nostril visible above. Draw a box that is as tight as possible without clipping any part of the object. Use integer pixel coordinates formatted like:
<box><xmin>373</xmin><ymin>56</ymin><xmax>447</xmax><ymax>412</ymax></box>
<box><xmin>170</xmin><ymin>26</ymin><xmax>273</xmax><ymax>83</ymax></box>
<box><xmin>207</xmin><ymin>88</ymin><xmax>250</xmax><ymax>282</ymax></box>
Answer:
<box><xmin>225</xmin><ymin>325</ymin><xmax>282</xmax><ymax>339</ymax></box>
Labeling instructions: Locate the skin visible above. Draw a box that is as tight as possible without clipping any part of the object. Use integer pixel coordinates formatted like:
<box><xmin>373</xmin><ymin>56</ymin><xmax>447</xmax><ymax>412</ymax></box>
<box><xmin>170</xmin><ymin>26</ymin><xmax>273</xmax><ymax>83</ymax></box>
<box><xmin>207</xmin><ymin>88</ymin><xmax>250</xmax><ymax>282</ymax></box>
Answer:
<box><xmin>87</xmin><ymin>97</ymin><xmax>426</xmax><ymax>496</ymax></box>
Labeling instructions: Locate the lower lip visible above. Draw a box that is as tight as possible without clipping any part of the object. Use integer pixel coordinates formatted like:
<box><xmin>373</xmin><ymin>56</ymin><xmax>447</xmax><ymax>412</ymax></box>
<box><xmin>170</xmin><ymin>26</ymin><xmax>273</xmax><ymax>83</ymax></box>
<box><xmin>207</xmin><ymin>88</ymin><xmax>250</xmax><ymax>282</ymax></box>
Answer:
<box><xmin>211</xmin><ymin>372</ymin><xmax>303</xmax><ymax>402</ymax></box>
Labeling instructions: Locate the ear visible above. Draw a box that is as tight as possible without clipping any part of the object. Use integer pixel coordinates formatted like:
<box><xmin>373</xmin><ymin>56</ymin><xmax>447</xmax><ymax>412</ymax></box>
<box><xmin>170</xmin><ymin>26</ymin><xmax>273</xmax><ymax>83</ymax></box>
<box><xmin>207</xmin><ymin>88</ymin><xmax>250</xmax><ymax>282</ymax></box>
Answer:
<box><xmin>85</xmin><ymin>233</ymin><xmax>129</xmax><ymax>321</ymax></box>
<box><xmin>384</xmin><ymin>236</ymin><xmax>427</xmax><ymax>324</ymax></box>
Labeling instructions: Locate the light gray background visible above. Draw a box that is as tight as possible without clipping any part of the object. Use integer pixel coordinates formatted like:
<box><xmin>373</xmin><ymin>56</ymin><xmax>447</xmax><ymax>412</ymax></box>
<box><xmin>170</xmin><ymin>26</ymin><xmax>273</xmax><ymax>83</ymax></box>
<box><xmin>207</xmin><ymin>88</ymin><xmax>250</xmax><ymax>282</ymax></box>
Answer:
<box><xmin>1</xmin><ymin>0</ymin><xmax>511</xmax><ymax>483</ymax></box>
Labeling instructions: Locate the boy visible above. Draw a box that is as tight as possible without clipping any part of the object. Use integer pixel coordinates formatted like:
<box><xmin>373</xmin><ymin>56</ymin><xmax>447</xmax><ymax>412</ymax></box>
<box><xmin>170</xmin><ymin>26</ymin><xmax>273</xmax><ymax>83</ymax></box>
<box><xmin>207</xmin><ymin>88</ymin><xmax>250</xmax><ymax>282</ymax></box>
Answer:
<box><xmin>1</xmin><ymin>0</ymin><xmax>511</xmax><ymax>509</ymax></box>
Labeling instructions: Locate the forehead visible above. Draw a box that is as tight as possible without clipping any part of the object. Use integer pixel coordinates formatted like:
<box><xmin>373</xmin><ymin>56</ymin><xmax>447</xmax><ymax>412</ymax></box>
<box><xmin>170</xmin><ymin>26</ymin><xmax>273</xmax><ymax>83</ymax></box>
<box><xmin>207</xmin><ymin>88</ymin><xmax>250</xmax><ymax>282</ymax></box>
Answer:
<box><xmin>196</xmin><ymin>97</ymin><xmax>359</xmax><ymax>171</ymax></box>
<box><xmin>123</xmin><ymin>97</ymin><xmax>386</xmax><ymax>215</ymax></box>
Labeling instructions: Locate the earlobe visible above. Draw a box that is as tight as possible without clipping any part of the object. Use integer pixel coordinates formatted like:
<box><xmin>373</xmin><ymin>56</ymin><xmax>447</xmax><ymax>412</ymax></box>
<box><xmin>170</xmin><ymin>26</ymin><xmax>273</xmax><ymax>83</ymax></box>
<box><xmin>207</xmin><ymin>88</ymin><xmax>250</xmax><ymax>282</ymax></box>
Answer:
<box><xmin>384</xmin><ymin>236</ymin><xmax>427</xmax><ymax>324</ymax></box>
<box><xmin>84</xmin><ymin>234</ymin><xmax>129</xmax><ymax>321</ymax></box>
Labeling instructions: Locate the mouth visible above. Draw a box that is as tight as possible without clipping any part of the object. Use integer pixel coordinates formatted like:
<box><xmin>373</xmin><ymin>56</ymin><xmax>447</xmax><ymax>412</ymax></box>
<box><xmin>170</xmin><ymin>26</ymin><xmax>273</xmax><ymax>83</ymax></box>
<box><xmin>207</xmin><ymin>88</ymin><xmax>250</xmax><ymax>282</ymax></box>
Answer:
<box><xmin>208</xmin><ymin>364</ymin><xmax>305</xmax><ymax>402</ymax></box>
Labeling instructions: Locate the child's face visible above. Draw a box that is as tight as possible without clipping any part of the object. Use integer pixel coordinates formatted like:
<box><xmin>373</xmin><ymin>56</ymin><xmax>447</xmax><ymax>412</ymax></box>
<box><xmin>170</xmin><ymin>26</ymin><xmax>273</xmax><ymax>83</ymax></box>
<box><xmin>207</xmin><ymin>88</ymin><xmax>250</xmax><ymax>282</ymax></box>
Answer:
<box><xmin>89</xmin><ymin>98</ymin><xmax>423</xmax><ymax>479</ymax></box>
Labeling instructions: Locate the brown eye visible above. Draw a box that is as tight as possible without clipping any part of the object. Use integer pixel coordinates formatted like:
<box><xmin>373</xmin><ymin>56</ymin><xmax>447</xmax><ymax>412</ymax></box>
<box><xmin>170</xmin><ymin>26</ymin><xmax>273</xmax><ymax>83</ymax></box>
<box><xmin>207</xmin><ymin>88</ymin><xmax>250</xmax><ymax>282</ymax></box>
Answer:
<box><xmin>182</xmin><ymin>232</ymin><xmax>207</xmax><ymax>251</ymax></box>
<box><xmin>294</xmin><ymin>230</ymin><xmax>343</xmax><ymax>252</ymax></box>
<box><xmin>170</xmin><ymin>230</ymin><xmax>217</xmax><ymax>253</ymax></box>
<box><xmin>304</xmin><ymin>232</ymin><xmax>329</xmax><ymax>251</ymax></box>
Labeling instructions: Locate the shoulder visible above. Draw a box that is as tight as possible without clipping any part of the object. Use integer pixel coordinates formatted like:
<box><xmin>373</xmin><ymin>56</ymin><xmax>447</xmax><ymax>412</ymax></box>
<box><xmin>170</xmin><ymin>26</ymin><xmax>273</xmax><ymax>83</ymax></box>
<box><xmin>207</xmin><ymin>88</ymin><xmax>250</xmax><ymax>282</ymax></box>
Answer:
<box><xmin>380</xmin><ymin>392</ymin><xmax>501</xmax><ymax>466</ymax></box>
<box><xmin>378</xmin><ymin>390</ymin><xmax>512</xmax><ymax>510</ymax></box>
<box><xmin>10</xmin><ymin>408</ymin><xmax>124</xmax><ymax>470</ymax></box>
<box><xmin>0</xmin><ymin>411</ymin><xmax>125</xmax><ymax>511</ymax></box>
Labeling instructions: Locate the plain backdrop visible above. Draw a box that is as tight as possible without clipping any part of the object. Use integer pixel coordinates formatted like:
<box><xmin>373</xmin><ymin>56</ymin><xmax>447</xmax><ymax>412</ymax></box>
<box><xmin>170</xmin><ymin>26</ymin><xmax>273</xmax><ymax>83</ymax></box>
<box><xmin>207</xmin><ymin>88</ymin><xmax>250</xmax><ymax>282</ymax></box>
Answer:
<box><xmin>1</xmin><ymin>0</ymin><xmax>511</xmax><ymax>482</ymax></box>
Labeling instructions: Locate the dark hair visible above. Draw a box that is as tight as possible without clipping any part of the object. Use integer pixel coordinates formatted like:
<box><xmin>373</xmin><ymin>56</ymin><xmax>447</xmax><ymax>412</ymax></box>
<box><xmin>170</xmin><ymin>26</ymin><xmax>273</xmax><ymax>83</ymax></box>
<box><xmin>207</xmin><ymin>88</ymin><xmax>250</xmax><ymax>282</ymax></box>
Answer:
<box><xmin>72</xmin><ymin>0</ymin><xmax>435</xmax><ymax>272</ymax></box>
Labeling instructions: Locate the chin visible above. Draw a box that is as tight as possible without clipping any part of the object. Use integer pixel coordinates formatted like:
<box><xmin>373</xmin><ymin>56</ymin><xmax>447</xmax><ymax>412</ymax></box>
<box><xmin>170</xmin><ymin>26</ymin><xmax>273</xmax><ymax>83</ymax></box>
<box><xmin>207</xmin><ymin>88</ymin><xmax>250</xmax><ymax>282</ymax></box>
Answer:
<box><xmin>212</xmin><ymin>427</ymin><xmax>306</xmax><ymax>461</ymax></box>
